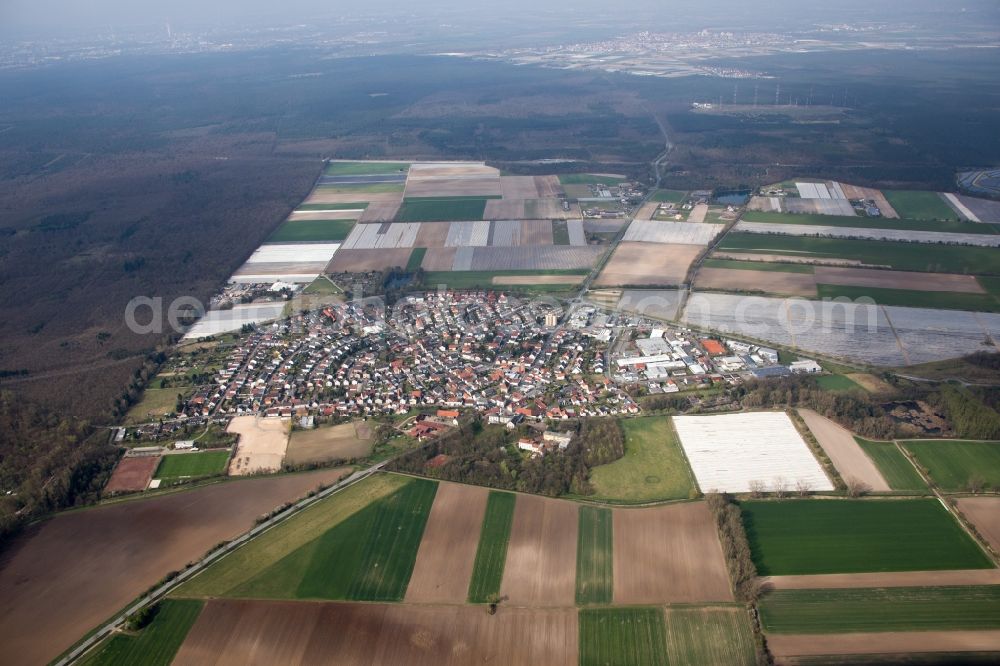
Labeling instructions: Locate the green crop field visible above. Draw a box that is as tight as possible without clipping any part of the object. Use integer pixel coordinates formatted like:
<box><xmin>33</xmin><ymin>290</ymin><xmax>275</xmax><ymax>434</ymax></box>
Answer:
<box><xmin>468</xmin><ymin>491</ymin><xmax>516</xmax><ymax>603</ymax></box>
<box><xmin>295</xmin><ymin>202</ymin><xmax>369</xmax><ymax>211</ymax></box>
<box><xmin>854</xmin><ymin>438</ymin><xmax>927</xmax><ymax>491</ymax></box>
<box><xmin>760</xmin><ymin>586</ymin><xmax>1000</xmax><ymax>634</ymax></box>
<box><xmin>651</xmin><ymin>189</ymin><xmax>688</xmax><ymax>203</ymax></box>
<box><xmin>576</xmin><ymin>506</ymin><xmax>613</xmax><ymax>605</ymax></box>
<box><xmin>81</xmin><ymin>599</ymin><xmax>203</xmax><ymax>666</ymax></box>
<box><xmin>741</xmin><ymin>499</ymin><xmax>993</xmax><ymax>575</ymax></box>
<box><xmin>421</xmin><ymin>270</ymin><xmax>587</xmax><ymax>291</ymax></box>
<box><xmin>154</xmin><ymin>450</ymin><xmax>230</xmax><ymax>481</ymax></box>
<box><xmin>741</xmin><ymin>210</ymin><xmax>996</xmax><ymax>234</ymax></box>
<box><xmin>884</xmin><ymin>190</ymin><xmax>961</xmax><ymax>221</ymax></box>
<box><xmin>324</xmin><ymin>161</ymin><xmax>409</xmax><ymax>176</ymax></box>
<box><xmin>816</xmin><ymin>285</ymin><xmax>1000</xmax><ymax>312</ymax></box>
<box><xmin>815</xmin><ymin>374</ymin><xmax>863</xmax><ymax>392</ymax></box>
<box><xmin>124</xmin><ymin>387</ymin><xmax>187</xmax><ymax>425</ymax></box>
<box><xmin>664</xmin><ymin>608</ymin><xmax>756</xmax><ymax>666</ymax></box>
<box><xmin>315</xmin><ymin>182</ymin><xmax>405</xmax><ymax>194</ymax></box>
<box><xmin>559</xmin><ymin>173</ymin><xmax>628</xmax><ymax>185</ymax></box>
<box><xmin>552</xmin><ymin>220</ymin><xmax>570</xmax><ymax>245</ymax></box>
<box><xmin>579</xmin><ymin>607</ymin><xmax>668</xmax><ymax>666</ymax></box>
<box><xmin>406</xmin><ymin>247</ymin><xmax>427</xmax><ymax>271</ymax></box>
<box><xmin>267</xmin><ymin>219</ymin><xmax>355</xmax><ymax>242</ymax></box>
<box><xmin>588</xmin><ymin>417</ymin><xmax>694</xmax><ymax>502</ymax></box>
<box><xmin>901</xmin><ymin>440</ymin><xmax>1000</xmax><ymax>491</ymax></box>
<box><xmin>396</xmin><ymin>198</ymin><xmax>488</xmax><ymax>222</ymax></box>
<box><xmin>703</xmin><ymin>258</ymin><xmax>815</xmax><ymax>273</ymax></box>
<box><xmin>718</xmin><ymin>233</ymin><xmax>1000</xmax><ymax>275</ymax></box>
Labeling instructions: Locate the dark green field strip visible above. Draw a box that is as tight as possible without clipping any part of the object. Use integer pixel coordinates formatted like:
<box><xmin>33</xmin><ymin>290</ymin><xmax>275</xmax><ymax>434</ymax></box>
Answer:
<box><xmin>884</xmin><ymin>190</ymin><xmax>962</xmax><ymax>221</ymax></box>
<box><xmin>741</xmin><ymin>210</ymin><xmax>998</xmax><ymax>234</ymax></box>
<box><xmin>576</xmin><ymin>506</ymin><xmax>613</xmax><ymax>605</ymax></box>
<box><xmin>154</xmin><ymin>450</ymin><xmax>230</xmax><ymax>481</ymax></box>
<box><xmin>815</xmin><ymin>284</ymin><xmax>1000</xmax><ymax>312</ymax></box>
<box><xmin>579</xmin><ymin>607</ymin><xmax>668</xmax><ymax>666</ymax></box>
<box><xmin>703</xmin><ymin>258</ymin><xmax>815</xmax><ymax>273</ymax></box>
<box><xmin>718</xmin><ymin>233</ymin><xmax>1000</xmax><ymax>275</ymax></box>
<box><xmin>295</xmin><ymin>202</ymin><xmax>370</xmax><ymax>211</ymax></box>
<box><xmin>741</xmin><ymin>499</ymin><xmax>993</xmax><ymax>576</ymax></box>
<box><xmin>468</xmin><ymin>491</ymin><xmax>516</xmax><ymax>603</ymax></box>
<box><xmin>81</xmin><ymin>599</ymin><xmax>203</xmax><ymax>666</ymax></box>
<box><xmin>854</xmin><ymin>438</ymin><xmax>927</xmax><ymax>491</ymax></box>
<box><xmin>760</xmin><ymin>586</ymin><xmax>1000</xmax><ymax>634</ymax></box>
<box><xmin>651</xmin><ymin>189</ymin><xmax>688</xmax><ymax>203</ymax></box>
<box><xmin>559</xmin><ymin>173</ymin><xmax>628</xmax><ymax>185</ymax></box>
<box><xmin>268</xmin><ymin>219</ymin><xmax>356</xmax><ymax>242</ymax></box>
<box><xmin>980</xmin><ymin>276</ymin><xmax>1000</xmax><ymax>298</ymax></box>
<box><xmin>396</xmin><ymin>199</ymin><xmax>489</xmax><ymax>222</ymax></box>
<box><xmin>406</xmin><ymin>247</ymin><xmax>427</xmax><ymax>271</ymax></box>
<box><xmin>324</xmin><ymin>161</ymin><xmax>409</xmax><ymax>176</ymax></box>
<box><xmin>901</xmin><ymin>440</ymin><xmax>1000</xmax><ymax>491</ymax></box>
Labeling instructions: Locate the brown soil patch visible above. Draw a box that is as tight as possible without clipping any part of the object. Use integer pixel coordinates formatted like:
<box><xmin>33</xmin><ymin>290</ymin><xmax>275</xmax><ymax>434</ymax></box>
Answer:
<box><xmin>814</xmin><ymin>266</ymin><xmax>986</xmax><ymax>293</ymax></box>
<box><xmin>613</xmin><ymin>502</ymin><xmax>733</xmax><ymax>604</ymax></box>
<box><xmin>226</xmin><ymin>416</ymin><xmax>290</xmax><ymax>475</ymax></box>
<box><xmin>0</xmin><ymin>469</ymin><xmax>349</xmax><ymax>666</ymax></box>
<box><xmin>288</xmin><ymin>210</ymin><xmax>359</xmax><ymax>221</ymax></box>
<box><xmin>635</xmin><ymin>202</ymin><xmax>660</xmax><ymax>220</ymax></box>
<box><xmin>688</xmin><ymin>203</ymin><xmax>709</xmax><ymax>223</ymax></box>
<box><xmin>413</xmin><ymin>222</ymin><xmax>450</xmax><ymax>248</ymax></box>
<box><xmin>501</xmin><ymin>176</ymin><xmax>541</xmax><ymax>199</ymax></box>
<box><xmin>285</xmin><ymin>421</ymin><xmax>373</xmax><ymax>466</ymax></box>
<box><xmin>420</xmin><ymin>247</ymin><xmax>458</xmax><ymax>271</ymax></box>
<box><xmin>483</xmin><ymin>199</ymin><xmax>526</xmax><ymax>219</ymax></box>
<box><xmin>846</xmin><ymin>373</ymin><xmax>895</xmax><ymax>394</ymax></box>
<box><xmin>761</xmin><ymin>568</ymin><xmax>1000</xmax><ymax>591</ymax></box>
<box><xmin>326</xmin><ymin>248</ymin><xmax>413</xmax><ymax>272</ymax></box>
<box><xmin>535</xmin><ymin>175</ymin><xmax>563</xmax><ymax>198</ymax></box>
<box><xmin>520</xmin><ymin>219</ymin><xmax>553</xmax><ymax>245</ymax></box>
<box><xmin>174</xmin><ymin>599</ymin><xmax>578</xmax><ymax>666</ymax></box>
<box><xmin>838</xmin><ymin>182</ymin><xmax>899</xmax><ymax>218</ymax></box>
<box><xmin>695</xmin><ymin>267</ymin><xmax>818</xmax><ymax>297</ymax></box>
<box><xmin>798</xmin><ymin>409</ymin><xmax>890</xmax><ymax>491</ymax></box>
<box><xmin>405</xmin><ymin>178</ymin><xmax>501</xmax><ymax>198</ymax></box>
<box><xmin>304</xmin><ymin>192</ymin><xmax>402</xmax><ymax>206</ymax></box>
<box><xmin>104</xmin><ymin>455</ymin><xmax>159</xmax><ymax>494</ymax></box>
<box><xmin>595</xmin><ymin>242</ymin><xmax>702</xmax><ymax>287</ymax></box>
<box><xmin>957</xmin><ymin>497</ymin><xmax>1000</xmax><ymax>553</ymax></box>
<box><xmin>358</xmin><ymin>202</ymin><xmax>401</xmax><ymax>223</ymax></box>
<box><xmin>407</xmin><ymin>163</ymin><xmax>498</xmax><ymax>178</ymax></box>
<box><xmin>768</xmin><ymin>630</ymin><xmax>1000</xmax><ymax>661</ymax></box>
<box><xmin>501</xmin><ymin>494</ymin><xmax>578</xmax><ymax>606</ymax></box>
<box><xmin>712</xmin><ymin>252</ymin><xmax>867</xmax><ymax>267</ymax></box>
<box><xmin>405</xmin><ymin>483</ymin><xmax>489</xmax><ymax>603</ymax></box>
<box><xmin>233</xmin><ymin>262</ymin><xmax>329</xmax><ymax>277</ymax></box>
<box><xmin>492</xmin><ymin>275</ymin><xmax>583</xmax><ymax>286</ymax></box>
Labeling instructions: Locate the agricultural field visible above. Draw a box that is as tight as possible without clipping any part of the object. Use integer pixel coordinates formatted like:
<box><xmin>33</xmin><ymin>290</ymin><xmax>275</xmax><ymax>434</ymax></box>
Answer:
<box><xmin>587</xmin><ymin>416</ymin><xmax>694</xmax><ymax>502</ymax></box>
<box><xmin>767</xmin><ymin>631</ymin><xmax>1000</xmax><ymax>662</ymax></box>
<box><xmin>405</xmin><ymin>247</ymin><xmax>426</xmax><ymax>270</ymax></box>
<box><xmin>883</xmin><ymin>190</ymin><xmax>961</xmax><ymax>221</ymax></box>
<box><xmin>154</xmin><ymin>450</ymin><xmax>230</xmax><ymax>482</ymax></box>
<box><xmin>673</xmin><ymin>412</ymin><xmax>834</xmax><ymax>493</ymax></box>
<box><xmin>226</xmin><ymin>416</ymin><xmax>290</xmax><ymax>475</ymax></box>
<box><xmin>284</xmin><ymin>421</ymin><xmax>373</xmax><ymax>466</ymax></box>
<box><xmin>734</xmin><ymin>220</ymin><xmax>1000</xmax><ymax>247</ymax></box>
<box><xmin>559</xmin><ymin>173</ymin><xmax>627</xmax><ymax>185</ymax></box>
<box><xmin>663</xmin><ymin>607</ymin><xmax>756</xmax><ymax>666</ymax></box>
<box><xmin>901</xmin><ymin>440</ymin><xmax>1000</xmax><ymax>491</ymax></box>
<box><xmin>422</xmin><ymin>269</ymin><xmax>587</xmax><ymax>291</ymax></box>
<box><xmin>741</xmin><ymin>499</ymin><xmax>994</xmax><ymax>576</ymax></box>
<box><xmin>854</xmin><ymin>438</ymin><xmax>927</xmax><ymax>491</ymax></box>
<box><xmin>740</xmin><ymin>210</ymin><xmax>998</xmax><ymax>234</ymax></box>
<box><xmin>702</xmin><ymin>258</ymin><xmax>815</xmax><ymax>273</ymax></box>
<box><xmin>759</xmin><ymin>586</ymin><xmax>1000</xmax><ymax>633</ymax></box>
<box><xmin>815</xmin><ymin>374</ymin><xmax>863</xmax><ymax>392</ymax></box>
<box><xmin>579</xmin><ymin>607</ymin><xmax>668</xmax><ymax>666</ymax></box>
<box><xmin>182</xmin><ymin>303</ymin><xmax>287</xmax><ymax>339</ymax></box>
<box><xmin>323</xmin><ymin>161</ymin><xmax>410</xmax><ymax>176</ymax></box>
<box><xmin>124</xmin><ymin>387</ymin><xmax>186</xmax><ymax>424</ymax></box>
<box><xmin>467</xmin><ymin>491</ymin><xmax>516</xmax><ymax>603</ymax></box>
<box><xmin>576</xmin><ymin>506</ymin><xmax>613</xmax><ymax>605</ymax></box>
<box><xmin>958</xmin><ymin>498</ymin><xmax>1000</xmax><ymax>554</ymax></box>
<box><xmin>695</xmin><ymin>265</ymin><xmax>817</xmax><ymax>297</ymax></box>
<box><xmin>267</xmin><ymin>219</ymin><xmax>355</xmax><ymax>242</ymax></box>
<box><xmin>396</xmin><ymin>198</ymin><xmax>489</xmax><ymax>222</ymax></box>
<box><xmin>623</xmin><ymin>220</ymin><xmax>725</xmax><ymax>245</ymax></box>
<box><xmin>0</xmin><ymin>469</ymin><xmax>348</xmax><ymax>666</ymax></box>
<box><xmin>81</xmin><ymin>599</ymin><xmax>203</xmax><ymax>666</ymax></box>
<box><xmin>594</xmin><ymin>242</ymin><xmax>702</xmax><ymax>287</ymax></box>
<box><xmin>500</xmin><ymin>493</ymin><xmax>578</xmax><ymax>606</ymax></box>
<box><xmin>651</xmin><ymin>189</ymin><xmax>688</xmax><ymax>203</ymax></box>
<box><xmin>799</xmin><ymin>409</ymin><xmax>889</xmax><ymax>491</ymax></box>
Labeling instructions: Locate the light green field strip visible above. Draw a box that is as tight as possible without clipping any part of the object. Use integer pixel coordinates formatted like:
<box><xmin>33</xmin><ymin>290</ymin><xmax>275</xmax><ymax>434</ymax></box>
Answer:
<box><xmin>80</xmin><ymin>599</ymin><xmax>203</xmax><ymax>666</ymax></box>
<box><xmin>467</xmin><ymin>491</ymin><xmax>516</xmax><ymax>603</ymax></box>
<box><xmin>664</xmin><ymin>607</ymin><xmax>756</xmax><ymax>666</ymax></box>
<box><xmin>854</xmin><ymin>437</ymin><xmax>927</xmax><ymax>491</ymax></box>
<box><xmin>579</xmin><ymin>607</ymin><xmax>668</xmax><ymax>666</ymax></box>
<box><xmin>576</xmin><ymin>506</ymin><xmax>613</xmax><ymax>605</ymax></box>
<box><xmin>902</xmin><ymin>440</ymin><xmax>1000</xmax><ymax>491</ymax></box>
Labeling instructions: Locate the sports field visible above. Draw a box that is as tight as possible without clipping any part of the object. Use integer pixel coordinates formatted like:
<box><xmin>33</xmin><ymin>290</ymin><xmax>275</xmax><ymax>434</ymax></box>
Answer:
<box><xmin>902</xmin><ymin>440</ymin><xmax>1000</xmax><ymax>491</ymax></box>
<box><xmin>80</xmin><ymin>599</ymin><xmax>203</xmax><ymax>666</ymax></box>
<box><xmin>741</xmin><ymin>499</ymin><xmax>994</xmax><ymax>575</ymax></box>
<box><xmin>467</xmin><ymin>490</ymin><xmax>516</xmax><ymax>603</ymax></box>
<box><xmin>759</xmin><ymin>586</ymin><xmax>1000</xmax><ymax>633</ymax></box>
<box><xmin>664</xmin><ymin>607</ymin><xmax>756</xmax><ymax>666</ymax></box>
<box><xmin>816</xmin><ymin>285</ymin><xmax>1000</xmax><ymax>313</ymax></box>
<box><xmin>396</xmin><ymin>198</ymin><xmax>488</xmax><ymax>222</ymax></box>
<box><xmin>883</xmin><ymin>190</ymin><xmax>961</xmax><ymax>221</ymax></box>
<box><xmin>154</xmin><ymin>450</ymin><xmax>230</xmax><ymax>481</ymax></box>
<box><xmin>587</xmin><ymin>417</ymin><xmax>695</xmax><ymax>502</ymax></box>
<box><xmin>579</xmin><ymin>607</ymin><xmax>667</xmax><ymax>666</ymax></box>
<box><xmin>267</xmin><ymin>219</ymin><xmax>355</xmax><ymax>242</ymax></box>
<box><xmin>576</xmin><ymin>506</ymin><xmax>613</xmax><ymax>605</ymax></box>
<box><xmin>854</xmin><ymin>438</ymin><xmax>927</xmax><ymax>490</ymax></box>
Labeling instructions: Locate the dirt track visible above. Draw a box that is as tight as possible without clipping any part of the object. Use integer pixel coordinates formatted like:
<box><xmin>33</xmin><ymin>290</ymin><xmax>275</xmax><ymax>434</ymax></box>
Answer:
<box><xmin>501</xmin><ymin>494</ymin><xmax>578</xmax><ymax>606</ymax></box>
<box><xmin>595</xmin><ymin>242</ymin><xmax>702</xmax><ymax>287</ymax></box>
<box><xmin>613</xmin><ymin>502</ymin><xmax>733</xmax><ymax>604</ymax></box>
<box><xmin>174</xmin><ymin>599</ymin><xmax>578</xmax><ymax>666</ymax></box>
<box><xmin>814</xmin><ymin>266</ymin><xmax>986</xmax><ymax>293</ymax></box>
<box><xmin>405</xmin><ymin>483</ymin><xmax>489</xmax><ymax>604</ymax></box>
<box><xmin>695</xmin><ymin>267</ymin><xmax>818</xmax><ymax>297</ymax></box>
<box><xmin>798</xmin><ymin>409</ymin><xmax>890</xmax><ymax>491</ymax></box>
<box><xmin>0</xmin><ymin>469</ymin><xmax>349</xmax><ymax>666</ymax></box>
<box><xmin>769</xmin><ymin>630</ymin><xmax>1000</xmax><ymax>662</ymax></box>
<box><xmin>957</xmin><ymin>497</ymin><xmax>1000</xmax><ymax>553</ymax></box>
<box><xmin>761</xmin><ymin>568</ymin><xmax>1000</xmax><ymax>590</ymax></box>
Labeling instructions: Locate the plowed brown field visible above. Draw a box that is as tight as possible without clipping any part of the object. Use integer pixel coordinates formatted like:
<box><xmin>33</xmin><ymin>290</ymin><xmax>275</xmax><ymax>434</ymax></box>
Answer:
<box><xmin>501</xmin><ymin>176</ymin><xmax>541</xmax><ymax>199</ymax></box>
<box><xmin>520</xmin><ymin>219</ymin><xmax>553</xmax><ymax>245</ymax></box>
<box><xmin>595</xmin><ymin>242</ymin><xmax>702</xmax><ymax>287</ymax></box>
<box><xmin>535</xmin><ymin>175</ymin><xmax>563</xmax><ymax>198</ymax></box>
<box><xmin>814</xmin><ymin>266</ymin><xmax>986</xmax><ymax>293</ymax></box>
<box><xmin>761</xmin><ymin>568</ymin><xmax>1000</xmax><ymax>590</ymax></box>
<box><xmin>103</xmin><ymin>456</ymin><xmax>159</xmax><ymax>494</ymax></box>
<box><xmin>500</xmin><ymin>494</ymin><xmax>578</xmax><ymax>606</ymax></box>
<box><xmin>420</xmin><ymin>247</ymin><xmax>458</xmax><ymax>271</ymax></box>
<box><xmin>768</xmin><ymin>630</ymin><xmax>1000</xmax><ymax>662</ymax></box>
<box><xmin>326</xmin><ymin>248</ymin><xmax>413</xmax><ymax>272</ymax></box>
<box><xmin>695</xmin><ymin>267</ymin><xmax>818</xmax><ymax>297</ymax></box>
<box><xmin>957</xmin><ymin>497</ymin><xmax>1000</xmax><ymax>553</ymax></box>
<box><xmin>798</xmin><ymin>409</ymin><xmax>889</xmax><ymax>491</ymax></box>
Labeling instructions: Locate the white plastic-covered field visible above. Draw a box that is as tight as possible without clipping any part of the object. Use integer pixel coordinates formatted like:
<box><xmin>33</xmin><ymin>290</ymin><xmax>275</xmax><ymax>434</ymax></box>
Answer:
<box><xmin>183</xmin><ymin>303</ymin><xmax>285</xmax><ymax>339</ymax></box>
<box><xmin>623</xmin><ymin>220</ymin><xmax>724</xmax><ymax>245</ymax></box>
<box><xmin>673</xmin><ymin>412</ymin><xmax>834</xmax><ymax>493</ymax></box>
<box><xmin>735</xmin><ymin>221</ymin><xmax>1000</xmax><ymax>247</ymax></box>
<box><xmin>244</xmin><ymin>243</ymin><xmax>342</xmax><ymax>263</ymax></box>
<box><xmin>341</xmin><ymin>223</ymin><xmax>421</xmax><ymax>250</ymax></box>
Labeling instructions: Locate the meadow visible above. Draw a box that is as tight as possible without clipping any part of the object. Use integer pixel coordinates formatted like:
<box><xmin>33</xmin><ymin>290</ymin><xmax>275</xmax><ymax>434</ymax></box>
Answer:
<box><xmin>588</xmin><ymin>417</ymin><xmax>694</xmax><ymax>502</ymax></box>
<box><xmin>902</xmin><ymin>440</ymin><xmax>1000</xmax><ymax>491</ymax></box>
<box><xmin>815</xmin><ymin>374</ymin><xmax>863</xmax><ymax>392</ymax></box>
<box><xmin>323</xmin><ymin>162</ymin><xmax>409</xmax><ymax>176</ymax></box>
<box><xmin>80</xmin><ymin>599</ymin><xmax>203</xmax><ymax>666</ymax></box>
<box><xmin>883</xmin><ymin>190</ymin><xmax>961</xmax><ymax>221</ymax></box>
<box><xmin>267</xmin><ymin>219</ymin><xmax>355</xmax><ymax>242</ymax></box>
<box><xmin>651</xmin><ymin>189</ymin><xmax>688</xmax><ymax>203</ymax></box>
<box><xmin>575</xmin><ymin>506</ymin><xmax>613</xmax><ymax>605</ymax></box>
<box><xmin>154</xmin><ymin>451</ymin><xmax>230</xmax><ymax>481</ymax></box>
<box><xmin>854</xmin><ymin>438</ymin><xmax>927</xmax><ymax>491</ymax></box>
<box><xmin>559</xmin><ymin>174</ymin><xmax>627</xmax><ymax>185</ymax></box>
<box><xmin>467</xmin><ymin>491</ymin><xmax>516</xmax><ymax>603</ymax></box>
<box><xmin>579</xmin><ymin>607</ymin><xmax>668</xmax><ymax>666</ymax></box>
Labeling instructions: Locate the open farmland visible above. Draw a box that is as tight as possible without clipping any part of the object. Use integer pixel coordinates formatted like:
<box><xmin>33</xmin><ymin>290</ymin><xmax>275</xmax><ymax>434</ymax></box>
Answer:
<box><xmin>579</xmin><ymin>607</ymin><xmax>667</xmax><ymax>666</ymax></box>
<box><xmin>734</xmin><ymin>220</ymin><xmax>1000</xmax><ymax>247</ymax></box>
<box><xmin>81</xmin><ymin>599</ymin><xmax>203</xmax><ymax>666</ymax></box>
<box><xmin>595</xmin><ymin>242</ymin><xmax>702</xmax><ymax>287</ymax></box>
<box><xmin>615</xmin><ymin>289</ymin><xmax>683</xmax><ymax>320</ymax></box>
<box><xmin>958</xmin><ymin>498</ymin><xmax>1000</xmax><ymax>554</ymax></box>
<box><xmin>183</xmin><ymin>303</ymin><xmax>286</xmax><ymax>339</ymax></box>
<box><xmin>740</xmin><ymin>210</ymin><xmax>998</xmax><ymax>235</ymax></box>
<box><xmin>395</xmin><ymin>198</ymin><xmax>489</xmax><ymax>222</ymax></box>
<box><xmin>883</xmin><ymin>190</ymin><xmax>961</xmax><ymax>221</ymax></box>
<box><xmin>588</xmin><ymin>416</ymin><xmax>694</xmax><ymax>502</ymax></box>
<box><xmin>799</xmin><ymin>409</ymin><xmax>889</xmax><ymax>491</ymax></box>
<box><xmin>491</xmin><ymin>274</ymin><xmax>583</xmax><ymax>286</ymax></box>
<box><xmin>813</xmin><ymin>266</ymin><xmax>987</xmax><ymax>293</ymax></box>
<box><xmin>326</xmin><ymin>248</ymin><xmax>413</xmax><ymax>272</ymax></box>
<box><xmin>467</xmin><ymin>491</ymin><xmax>516</xmax><ymax>603</ymax></box>
<box><xmin>154</xmin><ymin>450</ymin><xmax>230</xmax><ymax>482</ymax></box>
<box><xmin>500</xmin><ymin>493</ymin><xmax>578</xmax><ymax>606</ymax></box>
<box><xmin>741</xmin><ymin>499</ymin><xmax>994</xmax><ymax>576</ymax></box>
<box><xmin>284</xmin><ymin>421</ymin><xmax>373</xmax><ymax>466</ymax></box>
<box><xmin>761</xmin><ymin>568</ymin><xmax>1000</xmax><ymax>591</ymax></box>
<box><xmin>226</xmin><ymin>416</ymin><xmax>290</xmax><ymax>475</ymax></box>
<box><xmin>324</xmin><ymin>161</ymin><xmax>410</xmax><ymax>176</ymax></box>
<box><xmin>405</xmin><ymin>482</ymin><xmax>489</xmax><ymax>604</ymax></box>
<box><xmin>0</xmin><ymin>469</ymin><xmax>348</xmax><ymax>665</ymax></box>
<box><xmin>673</xmin><ymin>412</ymin><xmax>833</xmax><ymax>493</ymax></box>
<box><xmin>613</xmin><ymin>502</ymin><xmax>733</xmax><ymax>604</ymax></box>
<box><xmin>854</xmin><ymin>438</ymin><xmax>927</xmax><ymax>491</ymax></box>
<box><xmin>623</xmin><ymin>220</ymin><xmax>725</xmax><ymax>245</ymax></box>
<box><xmin>576</xmin><ymin>506</ymin><xmax>613</xmax><ymax>605</ymax></box>
<box><xmin>173</xmin><ymin>600</ymin><xmax>577</xmax><ymax>666</ymax></box>
<box><xmin>125</xmin><ymin>387</ymin><xmax>189</xmax><ymax>424</ymax></box>
<box><xmin>268</xmin><ymin>219</ymin><xmax>355</xmax><ymax>242</ymax></box>
<box><xmin>457</xmin><ymin>246</ymin><xmax>603</xmax><ymax>271</ymax></box>
<box><xmin>695</xmin><ymin>266</ymin><xmax>818</xmax><ymax>297</ymax></box>
<box><xmin>422</xmin><ymin>270</ymin><xmax>588</xmax><ymax>290</ymax></box>
<box><xmin>839</xmin><ymin>182</ymin><xmax>899</xmax><ymax>218</ymax></box>
<box><xmin>664</xmin><ymin>607</ymin><xmax>756</xmax><ymax>666</ymax></box>
<box><xmin>767</xmin><ymin>630</ymin><xmax>1000</xmax><ymax>662</ymax></box>
<box><xmin>103</xmin><ymin>455</ymin><xmax>159</xmax><ymax>493</ymax></box>
<box><xmin>404</xmin><ymin>162</ymin><xmax>501</xmax><ymax>198</ymax></box>
<box><xmin>901</xmin><ymin>440</ymin><xmax>1000</xmax><ymax>491</ymax></box>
